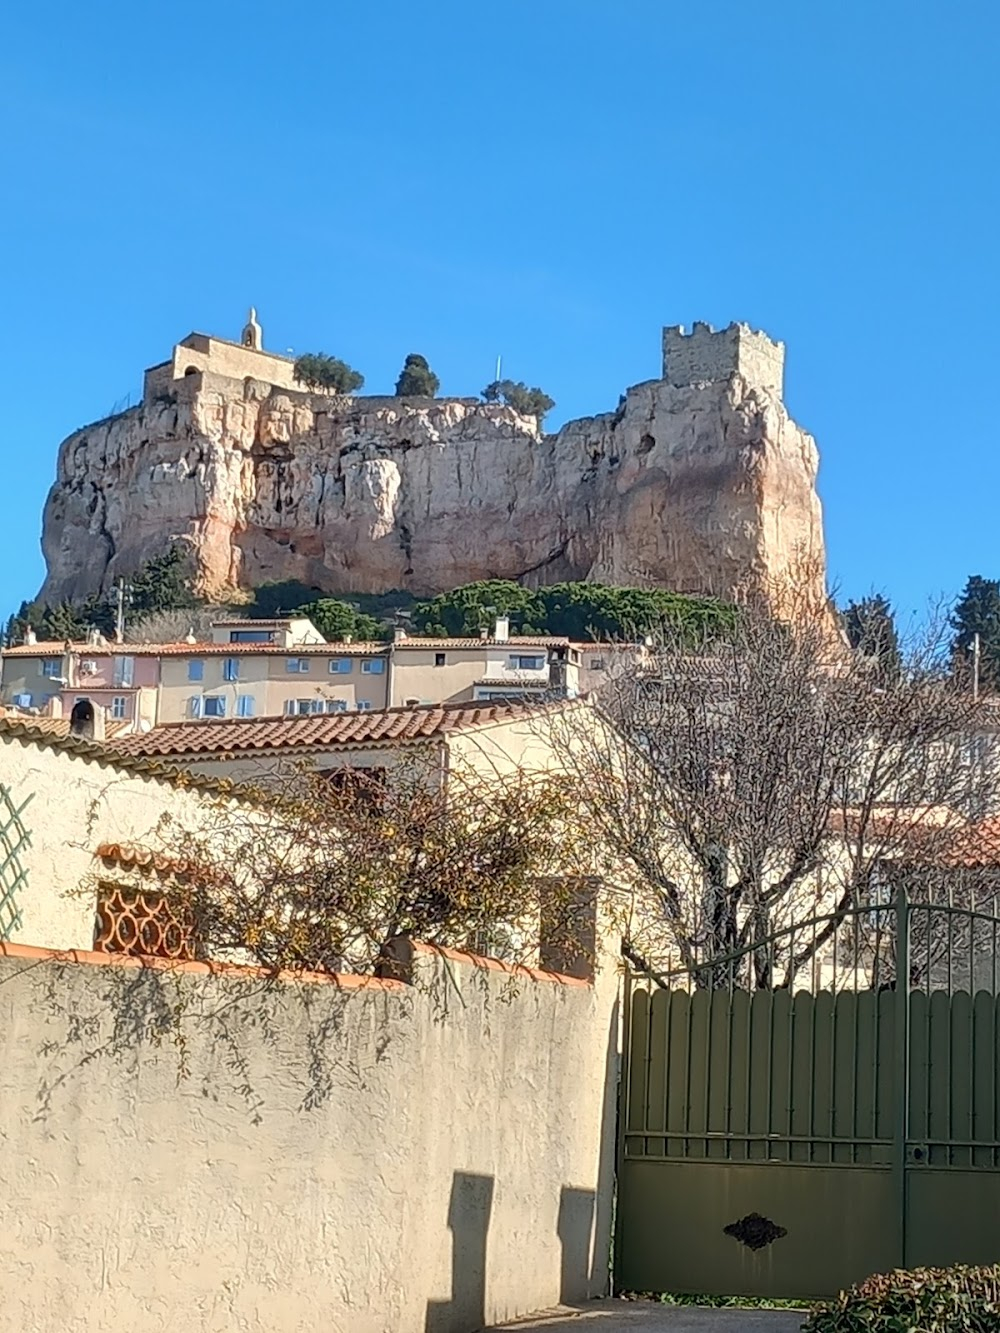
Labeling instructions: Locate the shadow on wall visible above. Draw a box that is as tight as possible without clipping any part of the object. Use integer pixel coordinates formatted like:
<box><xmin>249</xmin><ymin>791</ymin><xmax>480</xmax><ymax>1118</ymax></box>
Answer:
<box><xmin>423</xmin><ymin>1175</ymin><xmax>603</xmax><ymax>1332</ymax></box>
<box><xmin>425</xmin><ymin>1171</ymin><xmax>495</xmax><ymax>1333</ymax></box>
<box><xmin>558</xmin><ymin>1187</ymin><xmax>597</xmax><ymax>1304</ymax></box>
<box><xmin>424</xmin><ymin>997</ymin><xmax>620</xmax><ymax>1331</ymax></box>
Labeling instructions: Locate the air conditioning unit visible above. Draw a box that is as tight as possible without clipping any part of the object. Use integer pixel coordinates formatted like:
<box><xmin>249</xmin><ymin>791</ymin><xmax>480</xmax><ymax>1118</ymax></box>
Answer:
<box><xmin>80</xmin><ymin>661</ymin><xmax>98</xmax><ymax>676</ymax></box>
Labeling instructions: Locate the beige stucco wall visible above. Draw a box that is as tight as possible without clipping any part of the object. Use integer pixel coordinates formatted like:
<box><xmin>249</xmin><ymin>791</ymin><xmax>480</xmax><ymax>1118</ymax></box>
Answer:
<box><xmin>0</xmin><ymin>943</ymin><xmax>618</xmax><ymax>1333</ymax></box>
<box><xmin>264</xmin><ymin>652</ymin><xmax>389</xmax><ymax>713</ymax></box>
<box><xmin>390</xmin><ymin>645</ymin><xmax>555</xmax><ymax>706</ymax></box>
<box><xmin>158</xmin><ymin>653</ymin><xmax>273</xmax><ymax>722</ymax></box>
<box><xmin>0</xmin><ymin>729</ymin><xmax>233</xmax><ymax>952</ymax></box>
<box><xmin>391</xmin><ymin>646</ymin><xmax>488</xmax><ymax>705</ymax></box>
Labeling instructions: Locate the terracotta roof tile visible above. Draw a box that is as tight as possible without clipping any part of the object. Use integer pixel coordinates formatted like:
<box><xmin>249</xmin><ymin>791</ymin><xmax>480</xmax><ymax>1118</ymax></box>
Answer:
<box><xmin>0</xmin><ymin>709</ymin><xmax>129</xmax><ymax>739</ymax></box>
<box><xmin>2</xmin><ymin>636</ymin><xmax>569</xmax><ymax>658</ymax></box>
<box><xmin>111</xmin><ymin>698</ymin><xmax>575</xmax><ymax>759</ymax></box>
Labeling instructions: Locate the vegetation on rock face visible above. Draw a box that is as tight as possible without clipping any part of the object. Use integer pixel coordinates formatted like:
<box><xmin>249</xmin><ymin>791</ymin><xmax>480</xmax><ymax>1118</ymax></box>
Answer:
<box><xmin>394</xmin><ymin>353</ymin><xmax>440</xmax><ymax>398</ymax></box>
<box><xmin>412</xmin><ymin>579</ymin><xmax>734</xmax><ymax>643</ymax></box>
<box><xmin>952</xmin><ymin>574</ymin><xmax>1000</xmax><ymax>690</ymax></box>
<box><xmin>803</xmin><ymin>1264</ymin><xmax>1000</xmax><ymax>1332</ymax></box>
<box><xmin>292</xmin><ymin>353</ymin><xmax>364</xmax><ymax>394</ymax></box>
<box><xmin>482</xmin><ymin>379</ymin><xmax>555</xmax><ymax>424</ymax></box>
<box><xmin>842</xmin><ymin>594</ymin><xmax>901</xmax><ymax>683</ymax></box>
<box><xmin>292</xmin><ymin>597</ymin><xmax>385</xmax><ymax>643</ymax></box>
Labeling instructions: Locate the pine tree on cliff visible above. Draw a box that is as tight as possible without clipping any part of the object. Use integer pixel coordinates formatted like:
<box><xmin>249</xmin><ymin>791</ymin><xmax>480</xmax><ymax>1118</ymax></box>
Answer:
<box><xmin>842</xmin><ymin>595</ymin><xmax>902</xmax><ymax>683</ymax></box>
<box><xmin>394</xmin><ymin>354</ymin><xmax>440</xmax><ymax>398</ymax></box>
<box><xmin>292</xmin><ymin>353</ymin><xmax>364</xmax><ymax>394</ymax></box>
<box><xmin>481</xmin><ymin>379</ymin><xmax>555</xmax><ymax>425</ymax></box>
<box><xmin>951</xmin><ymin>575</ymin><xmax>1000</xmax><ymax>689</ymax></box>
<box><xmin>128</xmin><ymin>545</ymin><xmax>194</xmax><ymax>617</ymax></box>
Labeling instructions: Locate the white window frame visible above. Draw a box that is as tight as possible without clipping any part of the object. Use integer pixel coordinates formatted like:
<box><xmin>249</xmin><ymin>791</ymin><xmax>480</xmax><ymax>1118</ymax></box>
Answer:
<box><xmin>113</xmin><ymin>655</ymin><xmax>135</xmax><ymax>687</ymax></box>
<box><xmin>510</xmin><ymin>654</ymin><xmax>545</xmax><ymax>672</ymax></box>
<box><xmin>41</xmin><ymin>659</ymin><xmax>62</xmax><ymax>678</ymax></box>
<box><xmin>326</xmin><ymin>699</ymin><xmax>348</xmax><ymax>713</ymax></box>
<box><xmin>110</xmin><ymin>696</ymin><xmax>127</xmax><ymax>720</ymax></box>
<box><xmin>286</xmin><ymin>658</ymin><xmax>311</xmax><ymax>674</ymax></box>
<box><xmin>357</xmin><ymin>700</ymin><xmax>372</xmax><ymax>712</ymax></box>
<box><xmin>329</xmin><ymin>658</ymin><xmax>353</xmax><ymax>674</ymax></box>
<box><xmin>361</xmin><ymin>659</ymin><xmax>384</xmax><ymax>675</ymax></box>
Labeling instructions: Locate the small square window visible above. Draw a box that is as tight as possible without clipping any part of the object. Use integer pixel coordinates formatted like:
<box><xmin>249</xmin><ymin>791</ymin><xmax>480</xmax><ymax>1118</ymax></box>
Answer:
<box><xmin>357</xmin><ymin>700</ymin><xmax>372</xmax><ymax>712</ymax></box>
<box><xmin>434</xmin><ymin>652</ymin><xmax>446</xmax><ymax>667</ymax></box>
<box><xmin>329</xmin><ymin>658</ymin><xmax>353</xmax><ymax>675</ymax></box>
<box><xmin>42</xmin><ymin>659</ymin><xmax>62</xmax><ymax>678</ymax></box>
<box><xmin>286</xmin><ymin>658</ymin><xmax>311</xmax><ymax>674</ymax></box>
<box><xmin>12</xmin><ymin>693</ymin><xmax>32</xmax><ymax>708</ymax></box>
<box><xmin>111</xmin><ymin>696</ymin><xmax>127</xmax><ymax>720</ymax></box>
<box><xmin>361</xmin><ymin>659</ymin><xmax>384</xmax><ymax>675</ymax></box>
<box><xmin>203</xmin><ymin>696</ymin><xmax>227</xmax><ymax>718</ymax></box>
<box><xmin>326</xmin><ymin>699</ymin><xmax>348</xmax><ymax>713</ymax></box>
<box><xmin>187</xmin><ymin>659</ymin><xmax>205</xmax><ymax>682</ymax></box>
<box><xmin>589</xmin><ymin>657</ymin><xmax>606</xmax><ymax>672</ymax></box>
<box><xmin>223</xmin><ymin>658</ymin><xmax>240</xmax><ymax>682</ymax></box>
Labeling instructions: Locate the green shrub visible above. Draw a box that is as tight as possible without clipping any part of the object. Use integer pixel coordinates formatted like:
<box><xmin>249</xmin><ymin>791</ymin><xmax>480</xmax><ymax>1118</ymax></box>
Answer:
<box><xmin>804</xmin><ymin>1265</ymin><xmax>1000</xmax><ymax>1332</ymax></box>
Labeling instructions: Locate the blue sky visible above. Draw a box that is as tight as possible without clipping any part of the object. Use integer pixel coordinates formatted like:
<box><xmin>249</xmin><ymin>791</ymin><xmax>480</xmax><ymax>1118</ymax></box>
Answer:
<box><xmin>2</xmin><ymin>0</ymin><xmax>997</xmax><ymax>622</ymax></box>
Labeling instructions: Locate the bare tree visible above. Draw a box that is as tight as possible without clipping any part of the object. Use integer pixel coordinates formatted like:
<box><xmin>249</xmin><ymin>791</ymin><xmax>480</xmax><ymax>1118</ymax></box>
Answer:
<box><xmin>163</xmin><ymin>757</ymin><xmax>590</xmax><ymax>977</ymax></box>
<box><xmin>125</xmin><ymin>607</ymin><xmax>225</xmax><ymax>644</ymax></box>
<box><xmin>551</xmin><ymin>602</ymin><xmax>999</xmax><ymax>989</ymax></box>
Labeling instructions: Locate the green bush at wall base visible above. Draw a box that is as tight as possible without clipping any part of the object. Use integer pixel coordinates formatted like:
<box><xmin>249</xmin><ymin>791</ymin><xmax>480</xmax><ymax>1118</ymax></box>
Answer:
<box><xmin>804</xmin><ymin>1265</ymin><xmax>1000</xmax><ymax>1332</ymax></box>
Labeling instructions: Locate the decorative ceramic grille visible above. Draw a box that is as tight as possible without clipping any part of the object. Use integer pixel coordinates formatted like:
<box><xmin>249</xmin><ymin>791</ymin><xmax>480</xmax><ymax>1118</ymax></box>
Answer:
<box><xmin>0</xmin><ymin>784</ymin><xmax>32</xmax><ymax>941</ymax></box>
<box><xmin>94</xmin><ymin>883</ymin><xmax>196</xmax><ymax>960</ymax></box>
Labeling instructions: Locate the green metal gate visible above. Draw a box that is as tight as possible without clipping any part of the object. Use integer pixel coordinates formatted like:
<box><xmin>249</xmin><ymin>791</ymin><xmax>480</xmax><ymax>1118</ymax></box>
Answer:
<box><xmin>616</xmin><ymin>894</ymin><xmax>1000</xmax><ymax>1299</ymax></box>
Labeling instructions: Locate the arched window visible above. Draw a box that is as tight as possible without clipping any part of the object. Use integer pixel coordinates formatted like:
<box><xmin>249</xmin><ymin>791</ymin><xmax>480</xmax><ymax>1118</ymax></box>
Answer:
<box><xmin>184</xmin><ymin>365</ymin><xmax>199</xmax><ymax>376</ymax></box>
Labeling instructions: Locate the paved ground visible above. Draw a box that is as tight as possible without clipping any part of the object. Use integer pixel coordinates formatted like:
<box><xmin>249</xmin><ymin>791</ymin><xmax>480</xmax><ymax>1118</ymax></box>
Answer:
<box><xmin>487</xmin><ymin>1300</ymin><xmax>807</xmax><ymax>1331</ymax></box>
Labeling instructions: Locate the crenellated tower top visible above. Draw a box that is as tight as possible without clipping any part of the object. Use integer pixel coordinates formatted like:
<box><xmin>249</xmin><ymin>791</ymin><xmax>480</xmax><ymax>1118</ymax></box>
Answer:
<box><xmin>662</xmin><ymin>321</ymin><xmax>785</xmax><ymax>398</ymax></box>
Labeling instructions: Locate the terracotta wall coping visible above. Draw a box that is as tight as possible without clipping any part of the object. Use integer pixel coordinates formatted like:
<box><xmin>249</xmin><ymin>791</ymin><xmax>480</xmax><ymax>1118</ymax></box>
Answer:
<box><xmin>0</xmin><ymin>939</ymin><xmax>591</xmax><ymax>990</ymax></box>
<box><xmin>0</xmin><ymin>941</ymin><xmax>406</xmax><ymax>991</ymax></box>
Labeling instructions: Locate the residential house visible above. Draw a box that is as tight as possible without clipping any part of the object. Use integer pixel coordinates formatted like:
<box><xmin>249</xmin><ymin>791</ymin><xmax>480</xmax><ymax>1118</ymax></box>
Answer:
<box><xmin>111</xmin><ymin>697</ymin><xmax>585</xmax><ymax>787</ymax></box>
<box><xmin>2</xmin><ymin>616</ymin><xmax>589</xmax><ymax>727</ymax></box>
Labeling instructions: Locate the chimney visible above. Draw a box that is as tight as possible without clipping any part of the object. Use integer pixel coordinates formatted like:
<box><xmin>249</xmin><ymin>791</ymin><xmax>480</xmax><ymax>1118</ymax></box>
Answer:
<box><xmin>479</xmin><ymin>627</ymin><xmax>489</xmax><ymax>641</ymax></box>
<box><xmin>394</xmin><ymin>628</ymin><xmax>407</xmax><ymax>644</ymax></box>
<box><xmin>25</xmin><ymin>628</ymin><xmax>37</xmax><ymax>646</ymax></box>
<box><xmin>69</xmin><ymin>698</ymin><xmax>106</xmax><ymax>742</ymax></box>
<box><xmin>494</xmin><ymin>616</ymin><xmax>510</xmax><ymax>643</ymax></box>
<box><xmin>344</xmin><ymin>634</ymin><xmax>353</xmax><ymax>645</ymax></box>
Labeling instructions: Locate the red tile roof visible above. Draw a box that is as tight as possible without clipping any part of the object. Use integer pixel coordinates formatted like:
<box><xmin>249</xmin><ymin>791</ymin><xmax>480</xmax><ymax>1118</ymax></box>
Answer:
<box><xmin>2</xmin><ymin>636</ymin><xmax>566</xmax><ymax>658</ymax></box>
<box><xmin>111</xmin><ymin>699</ymin><xmax>571</xmax><ymax>759</ymax></box>
<box><xmin>0</xmin><ymin>709</ymin><xmax>129</xmax><ymax>739</ymax></box>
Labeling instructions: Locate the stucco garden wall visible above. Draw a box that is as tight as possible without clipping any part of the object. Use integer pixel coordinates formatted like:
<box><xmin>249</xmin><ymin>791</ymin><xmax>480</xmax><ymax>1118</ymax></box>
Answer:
<box><xmin>0</xmin><ymin>940</ymin><xmax>619</xmax><ymax>1333</ymax></box>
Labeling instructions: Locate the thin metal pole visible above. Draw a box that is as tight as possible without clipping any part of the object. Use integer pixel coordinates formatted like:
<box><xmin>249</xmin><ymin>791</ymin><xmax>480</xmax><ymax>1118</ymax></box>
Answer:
<box><xmin>973</xmin><ymin>632</ymin><xmax>981</xmax><ymax>703</ymax></box>
<box><xmin>893</xmin><ymin>887</ymin><xmax>911</xmax><ymax>1268</ymax></box>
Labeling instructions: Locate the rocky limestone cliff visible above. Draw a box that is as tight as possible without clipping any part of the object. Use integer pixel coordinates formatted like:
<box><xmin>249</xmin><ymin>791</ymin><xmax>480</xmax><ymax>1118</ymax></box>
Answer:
<box><xmin>39</xmin><ymin>351</ymin><xmax>827</xmax><ymax>614</ymax></box>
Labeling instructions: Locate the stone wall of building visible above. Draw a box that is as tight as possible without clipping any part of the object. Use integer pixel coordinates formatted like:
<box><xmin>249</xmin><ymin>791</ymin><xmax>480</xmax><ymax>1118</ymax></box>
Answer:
<box><xmin>0</xmin><ymin>940</ymin><xmax>618</xmax><ymax>1332</ymax></box>
<box><xmin>662</xmin><ymin>322</ymin><xmax>785</xmax><ymax>397</ymax></box>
